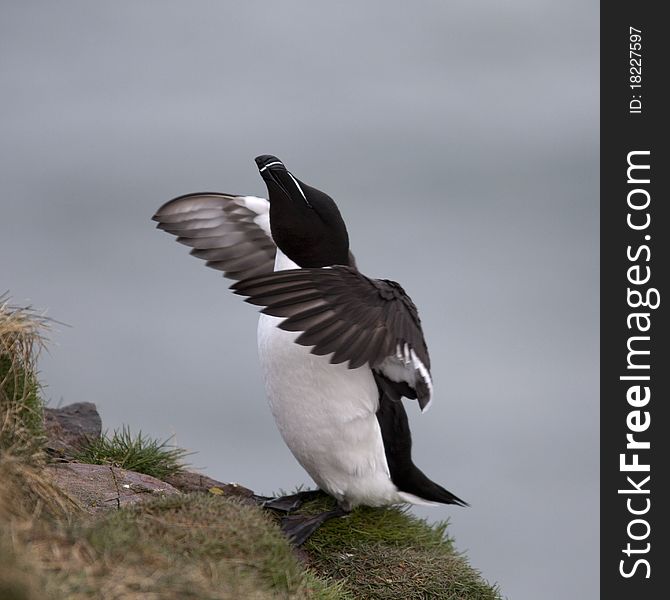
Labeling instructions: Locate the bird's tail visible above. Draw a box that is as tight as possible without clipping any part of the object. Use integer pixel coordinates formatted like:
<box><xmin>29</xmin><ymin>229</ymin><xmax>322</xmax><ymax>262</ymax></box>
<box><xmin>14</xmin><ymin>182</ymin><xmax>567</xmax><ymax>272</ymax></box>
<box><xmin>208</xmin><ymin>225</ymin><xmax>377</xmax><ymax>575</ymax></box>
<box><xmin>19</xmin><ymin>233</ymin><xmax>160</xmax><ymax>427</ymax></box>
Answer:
<box><xmin>375</xmin><ymin>382</ymin><xmax>468</xmax><ymax>508</ymax></box>
<box><xmin>397</xmin><ymin>465</ymin><xmax>469</xmax><ymax>507</ymax></box>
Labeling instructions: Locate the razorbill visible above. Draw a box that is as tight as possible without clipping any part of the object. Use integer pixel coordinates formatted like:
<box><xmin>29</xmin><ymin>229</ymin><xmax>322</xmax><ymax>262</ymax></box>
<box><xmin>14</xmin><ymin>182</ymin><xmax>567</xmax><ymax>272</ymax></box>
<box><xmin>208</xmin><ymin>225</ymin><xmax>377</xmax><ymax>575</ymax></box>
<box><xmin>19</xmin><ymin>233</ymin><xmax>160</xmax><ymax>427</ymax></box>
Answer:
<box><xmin>153</xmin><ymin>155</ymin><xmax>467</xmax><ymax>544</ymax></box>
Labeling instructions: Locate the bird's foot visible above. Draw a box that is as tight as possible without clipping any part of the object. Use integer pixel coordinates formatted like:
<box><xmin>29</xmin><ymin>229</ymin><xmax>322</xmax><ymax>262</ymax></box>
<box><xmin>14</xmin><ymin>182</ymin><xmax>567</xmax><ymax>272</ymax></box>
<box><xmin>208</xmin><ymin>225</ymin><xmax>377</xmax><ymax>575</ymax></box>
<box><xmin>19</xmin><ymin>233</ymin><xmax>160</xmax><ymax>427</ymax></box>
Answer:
<box><xmin>280</xmin><ymin>505</ymin><xmax>349</xmax><ymax>546</ymax></box>
<box><xmin>255</xmin><ymin>489</ymin><xmax>327</xmax><ymax>513</ymax></box>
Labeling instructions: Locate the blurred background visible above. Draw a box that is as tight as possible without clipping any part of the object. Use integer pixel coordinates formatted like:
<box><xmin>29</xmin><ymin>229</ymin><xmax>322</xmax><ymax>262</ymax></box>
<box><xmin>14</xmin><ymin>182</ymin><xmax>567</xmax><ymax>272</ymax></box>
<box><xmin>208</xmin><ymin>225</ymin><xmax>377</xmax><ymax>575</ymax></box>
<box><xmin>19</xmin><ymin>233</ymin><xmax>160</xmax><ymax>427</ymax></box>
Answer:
<box><xmin>1</xmin><ymin>2</ymin><xmax>598</xmax><ymax>598</ymax></box>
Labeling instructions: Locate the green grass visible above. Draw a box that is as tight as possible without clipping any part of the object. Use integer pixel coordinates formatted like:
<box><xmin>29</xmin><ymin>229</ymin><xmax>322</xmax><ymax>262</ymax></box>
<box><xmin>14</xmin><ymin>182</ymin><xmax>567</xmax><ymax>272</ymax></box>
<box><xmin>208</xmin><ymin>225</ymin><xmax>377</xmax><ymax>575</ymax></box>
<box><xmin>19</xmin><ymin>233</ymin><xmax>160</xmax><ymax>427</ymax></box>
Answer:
<box><xmin>0</xmin><ymin>355</ymin><xmax>43</xmax><ymax>439</ymax></box>
<box><xmin>43</xmin><ymin>494</ymin><xmax>348</xmax><ymax>599</ymax></box>
<box><xmin>295</xmin><ymin>495</ymin><xmax>501</xmax><ymax>600</ymax></box>
<box><xmin>74</xmin><ymin>426</ymin><xmax>190</xmax><ymax>479</ymax></box>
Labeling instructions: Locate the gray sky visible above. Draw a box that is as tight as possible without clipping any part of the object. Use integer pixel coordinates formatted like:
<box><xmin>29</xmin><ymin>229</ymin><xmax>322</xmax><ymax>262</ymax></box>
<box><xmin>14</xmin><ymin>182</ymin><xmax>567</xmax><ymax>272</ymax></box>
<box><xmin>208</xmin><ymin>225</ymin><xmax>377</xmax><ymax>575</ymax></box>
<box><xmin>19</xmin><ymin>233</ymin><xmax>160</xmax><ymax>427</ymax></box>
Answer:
<box><xmin>1</xmin><ymin>2</ymin><xmax>599</xmax><ymax>598</ymax></box>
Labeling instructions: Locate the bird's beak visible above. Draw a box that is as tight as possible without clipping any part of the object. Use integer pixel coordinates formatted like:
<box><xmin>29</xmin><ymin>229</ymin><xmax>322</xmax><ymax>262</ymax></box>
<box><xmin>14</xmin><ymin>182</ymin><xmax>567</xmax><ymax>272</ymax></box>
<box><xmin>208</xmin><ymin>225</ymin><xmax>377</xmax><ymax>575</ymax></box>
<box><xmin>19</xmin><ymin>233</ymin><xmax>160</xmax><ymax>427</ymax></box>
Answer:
<box><xmin>255</xmin><ymin>155</ymin><xmax>312</xmax><ymax>207</ymax></box>
<box><xmin>255</xmin><ymin>155</ymin><xmax>285</xmax><ymax>177</ymax></box>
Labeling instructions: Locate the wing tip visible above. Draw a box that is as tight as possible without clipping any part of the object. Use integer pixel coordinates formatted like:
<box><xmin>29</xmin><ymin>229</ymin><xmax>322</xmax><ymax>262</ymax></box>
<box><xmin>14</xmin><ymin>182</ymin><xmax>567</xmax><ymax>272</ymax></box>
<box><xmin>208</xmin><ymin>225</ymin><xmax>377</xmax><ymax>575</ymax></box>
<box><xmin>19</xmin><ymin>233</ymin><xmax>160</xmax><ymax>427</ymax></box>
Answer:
<box><xmin>152</xmin><ymin>192</ymin><xmax>238</xmax><ymax>222</ymax></box>
<box><xmin>419</xmin><ymin>395</ymin><xmax>433</xmax><ymax>413</ymax></box>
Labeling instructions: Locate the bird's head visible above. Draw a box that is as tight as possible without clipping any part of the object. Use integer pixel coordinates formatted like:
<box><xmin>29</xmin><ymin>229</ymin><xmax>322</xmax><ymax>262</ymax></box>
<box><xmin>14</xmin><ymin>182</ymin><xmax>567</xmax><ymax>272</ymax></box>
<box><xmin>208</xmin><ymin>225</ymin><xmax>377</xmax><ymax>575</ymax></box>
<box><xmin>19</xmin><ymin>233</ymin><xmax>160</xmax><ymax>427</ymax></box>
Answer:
<box><xmin>255</xmin><ymin>155</ymin><xmax>350</xmax><ymax>268</ymax></box>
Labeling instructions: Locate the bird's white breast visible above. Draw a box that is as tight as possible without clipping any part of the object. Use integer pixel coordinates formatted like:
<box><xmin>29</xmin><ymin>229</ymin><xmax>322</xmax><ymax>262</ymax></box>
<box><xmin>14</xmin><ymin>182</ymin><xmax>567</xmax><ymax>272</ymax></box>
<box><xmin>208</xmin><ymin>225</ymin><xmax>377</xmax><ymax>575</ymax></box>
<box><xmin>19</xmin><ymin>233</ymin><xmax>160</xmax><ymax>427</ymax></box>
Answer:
<box><xmin>256</xmin><ymin>250</ymin><xmax>401</xmax><ymax>507</ymax></box>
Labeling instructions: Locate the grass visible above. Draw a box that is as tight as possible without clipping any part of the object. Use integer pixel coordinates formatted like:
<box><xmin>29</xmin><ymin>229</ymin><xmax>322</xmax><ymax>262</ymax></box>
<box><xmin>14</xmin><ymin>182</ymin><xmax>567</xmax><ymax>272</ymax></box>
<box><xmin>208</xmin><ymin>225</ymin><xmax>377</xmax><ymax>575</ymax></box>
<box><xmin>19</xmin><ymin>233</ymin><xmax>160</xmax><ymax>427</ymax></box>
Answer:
<box><xmin>296</xmin><ymin>494</ymin><xmax>502</xmax><ymax>600</ymax></box>
<box><xmin>0</xmin><ymin>529</ymin><xmax>44</xmax><ymax>600</ymax></box>
<box><xmin>0</xmin><ymin>295</ymin><xmax>48</xmax><ymax>454</ymax></box>
<box><xmin>74</xmin><ymin>425</ymin><xmax>190</xmax><ymax>479</ymax></box>
<box><xmin>1</xmin><ymin>298</ymin><xmax>76</xmax><ymax>525</ymax></box>
<box><xmin>84</xmin><ymin>494</ymin><xmax>348</xmax><ymax>599</ymax></box>
<box><xmin>0</xmin><ymin>298</ymin><xmax>79</xmax><ymax>599</ymax></box>
<box><xmin>28</xmin><ymin>494</ymin><xmax>349</xmax><ymax>599</ymax></box>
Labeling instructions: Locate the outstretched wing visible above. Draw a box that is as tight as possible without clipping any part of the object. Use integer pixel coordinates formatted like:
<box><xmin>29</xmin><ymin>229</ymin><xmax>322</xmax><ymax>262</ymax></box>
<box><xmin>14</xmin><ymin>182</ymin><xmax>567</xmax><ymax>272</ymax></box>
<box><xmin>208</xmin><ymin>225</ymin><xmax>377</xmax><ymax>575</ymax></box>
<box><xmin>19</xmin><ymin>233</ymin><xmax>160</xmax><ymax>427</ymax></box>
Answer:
<box><xmin>231</xmin><ymin>266</ymin><xmax>433</xmax><ymax>411</ymax></box>
<box><xmin>152</xmin><ymin>193</ymin><xmax>276</xmax><ymax>281</ymax></box>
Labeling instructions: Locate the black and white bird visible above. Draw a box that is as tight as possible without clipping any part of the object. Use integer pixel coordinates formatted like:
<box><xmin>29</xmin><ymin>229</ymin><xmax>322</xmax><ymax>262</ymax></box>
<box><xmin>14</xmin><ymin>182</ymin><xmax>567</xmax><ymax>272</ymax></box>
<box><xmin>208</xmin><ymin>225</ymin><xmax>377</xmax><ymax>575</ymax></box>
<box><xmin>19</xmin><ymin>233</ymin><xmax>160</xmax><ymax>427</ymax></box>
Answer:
<box><xmin>153</xmin><ymin>155</ymin><xmax>466</xmax><ymax>543</ymax></box>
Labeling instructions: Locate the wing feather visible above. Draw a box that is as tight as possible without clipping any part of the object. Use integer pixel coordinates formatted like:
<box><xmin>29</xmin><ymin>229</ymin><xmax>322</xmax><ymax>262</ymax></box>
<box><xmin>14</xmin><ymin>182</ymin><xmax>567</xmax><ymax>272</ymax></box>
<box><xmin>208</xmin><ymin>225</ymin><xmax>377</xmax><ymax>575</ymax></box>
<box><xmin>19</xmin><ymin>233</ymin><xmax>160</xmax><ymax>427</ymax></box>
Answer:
<box><xmin>153</xmin><ymin>193</ymin><xmax>276</xmax><ymax>282</ymax></box>
<box><xmin>233</xmin><ymin>266</ymin><xmax>433</xmax><ymax>409</ymax></box>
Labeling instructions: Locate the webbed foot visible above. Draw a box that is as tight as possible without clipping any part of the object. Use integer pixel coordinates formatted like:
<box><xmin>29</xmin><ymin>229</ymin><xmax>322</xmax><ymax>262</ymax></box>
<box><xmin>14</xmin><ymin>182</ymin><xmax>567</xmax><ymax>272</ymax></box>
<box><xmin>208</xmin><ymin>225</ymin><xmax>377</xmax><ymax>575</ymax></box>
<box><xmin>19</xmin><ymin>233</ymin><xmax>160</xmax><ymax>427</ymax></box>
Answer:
<box><xmin>256</xmin><ymin>489</ymin><xmax>327</xmax><ymax>513</ymax></box>
<box><xmin>280</xmin><ymin>505</ymin><xmax>349</xmax><ymax>546</ymax></box>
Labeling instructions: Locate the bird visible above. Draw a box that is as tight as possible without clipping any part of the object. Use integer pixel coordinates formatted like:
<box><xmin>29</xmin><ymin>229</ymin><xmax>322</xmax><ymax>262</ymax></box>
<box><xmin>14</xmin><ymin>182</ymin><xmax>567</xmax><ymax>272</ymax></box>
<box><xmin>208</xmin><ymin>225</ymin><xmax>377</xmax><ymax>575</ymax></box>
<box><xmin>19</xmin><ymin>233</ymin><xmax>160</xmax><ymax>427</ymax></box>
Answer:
<box><xmin>152</xmin><ymin>154</ymin><xmax>467</xmax><ymax>544</ymax></box>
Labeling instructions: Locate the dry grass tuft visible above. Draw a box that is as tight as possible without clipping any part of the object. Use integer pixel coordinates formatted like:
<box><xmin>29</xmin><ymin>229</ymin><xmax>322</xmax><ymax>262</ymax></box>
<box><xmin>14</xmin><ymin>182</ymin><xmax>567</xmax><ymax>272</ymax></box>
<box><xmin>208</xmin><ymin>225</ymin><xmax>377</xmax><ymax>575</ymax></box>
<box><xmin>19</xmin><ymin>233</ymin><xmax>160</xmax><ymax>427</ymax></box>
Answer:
<box><xmin>0</xmin><ymin>454</ymin><xmax>79</xmax><ymax>524</ymax></box>
<box><xmin>0</xmin><ymin>530</ymin><xmax>44</xmax><ymax>600</ymax></box>
<box><xmin>0</xmin><ymin>294</ymin><xmax>50</xmax><ymax>455</ymax></box>
<box><xmin>1</xmin><ymin>296</ymin><xmax>77</xmax><ymax>525</ymax></box>
<box><xmin>0</xmin><ymin>296</ymin><xmax>79</xmax><ymax>599</ymax></box>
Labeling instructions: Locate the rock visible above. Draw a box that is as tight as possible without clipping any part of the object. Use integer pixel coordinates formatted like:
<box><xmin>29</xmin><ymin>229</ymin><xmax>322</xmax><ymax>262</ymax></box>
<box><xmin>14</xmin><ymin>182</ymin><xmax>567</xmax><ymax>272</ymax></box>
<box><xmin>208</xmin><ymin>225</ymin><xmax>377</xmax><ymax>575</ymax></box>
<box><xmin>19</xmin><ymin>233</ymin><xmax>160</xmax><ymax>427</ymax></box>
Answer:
<box><xmin>46</xmin><ymin>462</ymin><xmax>180</xmax><ymax>513</ymax></box>
<box><xmin>42</xmin><ymin>403</ymin><xmax>258</xmax><ymax>512</ymax></box>
<box><xmin>164</xmin><ymin>471</ymin><xmax>256</xmax><ymax>501</ymax></box>
<box><xmin>44</xmin><ymin>402</ymin><xmax>102</xmax><ymax>456</ymax></box>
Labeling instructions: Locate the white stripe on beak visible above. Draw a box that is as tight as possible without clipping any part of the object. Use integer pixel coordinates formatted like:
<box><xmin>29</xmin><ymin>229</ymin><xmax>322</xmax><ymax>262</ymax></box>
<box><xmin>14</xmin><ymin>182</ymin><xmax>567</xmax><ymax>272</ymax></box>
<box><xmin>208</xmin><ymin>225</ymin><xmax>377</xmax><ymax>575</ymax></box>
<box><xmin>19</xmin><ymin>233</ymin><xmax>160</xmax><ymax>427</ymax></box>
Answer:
<box><xmin>259</xmin><ymin>161</ymin><xmax>284</xmax><ymax>172</ymax></box>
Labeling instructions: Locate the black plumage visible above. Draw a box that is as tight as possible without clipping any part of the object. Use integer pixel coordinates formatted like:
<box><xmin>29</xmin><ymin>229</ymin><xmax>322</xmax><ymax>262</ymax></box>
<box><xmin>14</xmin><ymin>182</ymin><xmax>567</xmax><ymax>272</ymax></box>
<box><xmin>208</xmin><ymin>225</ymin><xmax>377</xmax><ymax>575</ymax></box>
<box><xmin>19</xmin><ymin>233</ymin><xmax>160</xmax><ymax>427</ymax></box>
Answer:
<box><xmin>375</xmin><ymin>390</ymin><xmax>468</xmax><ymax>507</ymax></box>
